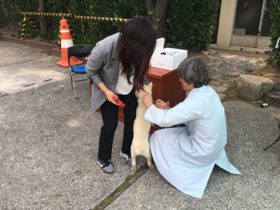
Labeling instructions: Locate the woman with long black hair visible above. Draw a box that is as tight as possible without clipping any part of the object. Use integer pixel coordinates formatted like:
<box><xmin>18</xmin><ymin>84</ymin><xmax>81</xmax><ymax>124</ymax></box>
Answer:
<box><xmin>86</xmin><ymin>16</ymin><xmax>156</xmax><ymax>173</ymax></box>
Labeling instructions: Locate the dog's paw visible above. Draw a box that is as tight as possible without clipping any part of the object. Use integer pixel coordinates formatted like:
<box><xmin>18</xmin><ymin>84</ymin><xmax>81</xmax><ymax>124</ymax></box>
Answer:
<box><xmin>131</xmin><ymin>166</ymin><xmax>136</xmax><ymax>171</ymax></box>
<box><xmin>149</xmin><ymin>164</ymin><xmax>154</xmax><ymax>169</ymax></box>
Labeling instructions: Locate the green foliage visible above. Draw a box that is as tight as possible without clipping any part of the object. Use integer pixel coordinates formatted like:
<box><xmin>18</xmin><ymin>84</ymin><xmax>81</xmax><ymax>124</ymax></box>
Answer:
<box><xmin>1</xmin><ymin>0</ymin><xmax>146</xmax><ymax>44</ymax></box>
<box><xmin>11</xmin><ymin>33</ymin><xmax>15</xmax><ymax>37</ymax></box>
<box><xmin>73</xmin><ymin>35</ymin><xmax>101</xmax><ymax>46</ymax></box>
<box><xmin>166</xmin><ymin>0</ymin><xmax>220</xmax><ymax>52</ymax></box>
<box><xmin>16</xmin><ymin>29</ymin><xmax>21</xmax><ymax>39</ymax></box>
<box><xmin>38</xmin><ymin>30</ymin><xmax>56</xmax><ymax>43</ymax></box>
<box><xmin>266</xmin><ymin>0</ymin><xmax>280</xmax><ymax>72</ymax></box>
<box><xmin>106</xmin><ymin>196</ymin><xmax>115</xmax><ymax>204</ymax></box>
<box><xmin>1</xmin><ymin>0</ymin><xmax>219</xmax><ymax>53</ymax></box>
<box><xmin>50</xmin><ymin>0</ymin><xmax>146</xmax><ymax>45</ymax></box>
<box><xmin>149</xmin><ymin>7</ymin><xmax>155</xmax><ymax>15</ymax></box>
<box><xmin>117</xmin><ymin>182</ymin><xmax>128</xmax><ymax>191</ymax></box>
<box><xmin>0</xmin><ymin>0</ymin><xmax>39</xmax><ymax>27</ymax></box>
<box><xmin>154</xmin><ymin>18</ymin><xmax>160</xmax><ymax>23</ymax></box>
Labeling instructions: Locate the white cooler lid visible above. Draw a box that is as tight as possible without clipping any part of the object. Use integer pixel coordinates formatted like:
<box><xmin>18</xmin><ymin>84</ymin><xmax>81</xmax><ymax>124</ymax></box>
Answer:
<box><xmin>155</xmin><ymin>38</ymin><xmax>165</xmax><ymax>51</ymax></box>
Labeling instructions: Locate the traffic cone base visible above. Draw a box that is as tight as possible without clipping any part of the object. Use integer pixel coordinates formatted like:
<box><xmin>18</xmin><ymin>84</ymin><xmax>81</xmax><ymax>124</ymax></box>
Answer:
<box><xmin>56</xmin><ymin>49</ymin><xmax>83</xmax><ymax>67</ymax></box>
<box><xmin>70</xmin><ymin>56</ymin><xmax>84</xmax><ymax>66</ymax></box>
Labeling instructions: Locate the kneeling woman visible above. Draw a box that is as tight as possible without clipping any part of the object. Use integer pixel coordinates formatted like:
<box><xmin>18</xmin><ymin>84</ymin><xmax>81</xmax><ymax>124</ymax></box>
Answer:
<box><xmin>142</xmin><ymin>57</ymin><xmax>240</xmax><ymax>199</ymax></box>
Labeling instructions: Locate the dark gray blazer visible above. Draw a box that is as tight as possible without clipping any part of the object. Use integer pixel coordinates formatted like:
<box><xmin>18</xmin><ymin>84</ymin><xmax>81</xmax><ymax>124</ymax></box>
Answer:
<box><xmin>86</xmin><ymin>33</ymin><xmax>148</xmax><ymax>113</ymax></box>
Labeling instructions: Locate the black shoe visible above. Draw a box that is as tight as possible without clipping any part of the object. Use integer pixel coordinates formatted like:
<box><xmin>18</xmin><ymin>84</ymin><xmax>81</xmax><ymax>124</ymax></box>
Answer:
<box><xmin>97</xmin><ymin>158</ymin><xmax>115</xmax><ymax>173</ymax></box>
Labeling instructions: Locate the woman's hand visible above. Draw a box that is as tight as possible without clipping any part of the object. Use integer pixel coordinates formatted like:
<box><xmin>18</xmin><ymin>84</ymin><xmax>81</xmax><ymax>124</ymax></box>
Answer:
<box><xmin>155</xmin><ymin>99</ymin><xmax>170</xmax><ymax>110</ymax></box>
<box><xmin>105</xmin><ymin>89</ymin><xmax>119</xmax><ymax>106</ymax></box>
<box><xmin>97</xmin><ymin>82</ymin><xmax>119</xmax><ymax>106</ymax></box>
<box><xmin>142</xmin><ymin>93</ymin><xmax>153</xmax><ymax>108</ymax></box>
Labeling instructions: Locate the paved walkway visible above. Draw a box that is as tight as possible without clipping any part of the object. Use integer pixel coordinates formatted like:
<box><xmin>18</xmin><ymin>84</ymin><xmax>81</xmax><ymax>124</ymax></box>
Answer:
<box><xmin>0</xmin><ymin>41</ymin><xmax>280</xmax><ymax>209</ymax></box>
<box><xmin>205</xmin><ymin>49</ymin><xmax>268</xmax><ymax>89</ymax></box>
<box><xmin>210</xmin><ymin>48</ymin><xmax>271</xmax><ymax>59</ymax></box>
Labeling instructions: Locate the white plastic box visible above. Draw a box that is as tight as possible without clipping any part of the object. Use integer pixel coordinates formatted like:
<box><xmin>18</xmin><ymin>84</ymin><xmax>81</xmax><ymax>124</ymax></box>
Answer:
<box><xmin>150</xmin><ymin>38</ymin><xmax>188</xmax><ymax>71</ymax></box>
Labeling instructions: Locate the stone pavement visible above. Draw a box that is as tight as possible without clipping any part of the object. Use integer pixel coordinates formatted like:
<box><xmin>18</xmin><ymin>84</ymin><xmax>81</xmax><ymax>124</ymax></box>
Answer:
<box><xmin>106</xmin><ymin>102</ymin><xmax>280</xmax><ymax>210</ymax></box>
<box><xmin>0</xmin><ymin>41</ymin><xmax>280</xmax><ymax>209</ymax></box>
<box><xmin>205</xmin><ymin>50</ymin><xmax>267</xmax><ymax>88</ymax></box>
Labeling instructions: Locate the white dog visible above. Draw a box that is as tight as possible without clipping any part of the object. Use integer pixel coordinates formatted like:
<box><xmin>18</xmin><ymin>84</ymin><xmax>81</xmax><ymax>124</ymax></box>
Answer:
<box><xmin>131</xmin><ymin>82</ymin><xmax>154</xmax><ymax>171</ymax></box>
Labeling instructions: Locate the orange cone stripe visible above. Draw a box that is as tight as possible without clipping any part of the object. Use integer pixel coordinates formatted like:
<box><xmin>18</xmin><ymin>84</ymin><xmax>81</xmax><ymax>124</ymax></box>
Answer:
<box><xmin>61</xmin><ymin>31</ymin><xmax>72</xmax><ymax>40</ymax></box>
<box><xmin>60</xmin><ymin>19</ymin><xmax>69</xmax><ymax>30</ymax></box>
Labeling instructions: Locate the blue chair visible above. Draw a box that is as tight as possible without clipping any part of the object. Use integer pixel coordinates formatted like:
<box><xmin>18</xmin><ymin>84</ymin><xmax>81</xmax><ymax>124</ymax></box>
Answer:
<box><xmin>68</xmin><ymin>44</ymin><xmax>93</xmax><ymax>99</ymax></box>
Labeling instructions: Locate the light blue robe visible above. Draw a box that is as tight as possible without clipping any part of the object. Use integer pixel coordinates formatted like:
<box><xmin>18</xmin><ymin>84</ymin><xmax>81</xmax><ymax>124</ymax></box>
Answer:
<box><xmin>144</xmin><ymin>85</ymin><xmax>241</xmax><ymax>199</ymax></box>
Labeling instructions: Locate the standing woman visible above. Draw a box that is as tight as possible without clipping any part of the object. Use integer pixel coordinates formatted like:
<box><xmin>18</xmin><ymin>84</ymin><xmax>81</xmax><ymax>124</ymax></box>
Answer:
<box><xmin>86</xmin><ymin>17</ymin><xmax>156</xmax><ymax>173</ymax></box>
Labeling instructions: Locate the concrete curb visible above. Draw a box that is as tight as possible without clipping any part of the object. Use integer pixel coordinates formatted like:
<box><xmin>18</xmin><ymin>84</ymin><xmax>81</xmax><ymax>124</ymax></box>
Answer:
<box><xmin>0</xmin><ymin>35</ymin><xmax>61</xmax><ymax>57</ymax></box>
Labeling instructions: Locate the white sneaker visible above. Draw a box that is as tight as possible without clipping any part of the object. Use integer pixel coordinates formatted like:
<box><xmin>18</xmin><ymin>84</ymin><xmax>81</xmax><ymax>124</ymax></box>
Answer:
<box><xmin>120</xmin><ymin>151</ymin><xmax>132</xmax><ymax>167</ymax></box>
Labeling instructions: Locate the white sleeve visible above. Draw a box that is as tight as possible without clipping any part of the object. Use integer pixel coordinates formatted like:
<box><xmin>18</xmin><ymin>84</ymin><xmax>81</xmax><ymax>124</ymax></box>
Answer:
<box><xmin>144</xmin><ymin>95</ymin><xmax>203</xmax><ymax>127</ymax></box>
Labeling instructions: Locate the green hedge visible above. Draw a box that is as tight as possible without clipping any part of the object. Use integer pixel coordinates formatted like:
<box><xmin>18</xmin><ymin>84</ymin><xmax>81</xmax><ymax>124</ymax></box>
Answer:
<box><xmin>266</xmin><ymin>0</ymin><xmax>280</xmax><ymax>71</ymax></box>
<box><xmin>1</xmin><ymin>0</ymin><xmax>219</xmax><ymax>52</ymax></box>
<box><xmin>166</xmin><ymin>0</ymin><xmax>219</xmax><ymax>52</ymax></box>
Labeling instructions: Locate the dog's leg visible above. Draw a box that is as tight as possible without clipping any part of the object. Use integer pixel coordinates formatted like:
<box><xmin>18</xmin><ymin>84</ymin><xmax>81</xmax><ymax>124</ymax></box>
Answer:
<box><xmin>147</xmin><ymin>151</ymin><xmax>154</xmax><ymax>169</ymax></box>
<box><xmin>131</xmin><ymin>148</ymin><xmax>137</xmax><ymax>171</ymax></box>
<box><xmin>131</xmin><ymin>154</ymin><xmax>136</xmax><ymax>171</ymax></box>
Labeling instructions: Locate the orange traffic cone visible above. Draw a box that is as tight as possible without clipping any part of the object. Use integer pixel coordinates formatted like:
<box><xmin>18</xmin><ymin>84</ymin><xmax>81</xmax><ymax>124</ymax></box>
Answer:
<box><xmin>57</xmin><ymin>19</ymin><xmax>83</xmax><ymax>67</ymax></box>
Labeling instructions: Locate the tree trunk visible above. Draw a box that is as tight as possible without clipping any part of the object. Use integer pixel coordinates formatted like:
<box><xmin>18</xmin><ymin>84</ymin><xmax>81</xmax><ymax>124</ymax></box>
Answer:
<box><xmin>145</xmin><ymin>0</ymin><xmax>168</xmax><ymax>38</ymax></box>
<box><xmin>39</xmin><ymin>0</ymin><xmax>47</xmax><ymax>31</ymax></box>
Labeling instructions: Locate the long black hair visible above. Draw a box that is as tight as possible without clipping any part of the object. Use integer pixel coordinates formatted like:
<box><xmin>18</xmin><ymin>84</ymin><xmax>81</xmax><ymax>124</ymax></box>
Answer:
<box><xmin>117</xmin><ymin>16</ymin><xmax>156</xmax><ymax>91</ymax></box>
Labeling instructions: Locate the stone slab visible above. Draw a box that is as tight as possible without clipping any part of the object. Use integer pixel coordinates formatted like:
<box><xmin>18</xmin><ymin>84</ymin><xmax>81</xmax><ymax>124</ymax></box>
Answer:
<box><xmin>0</xmin><ymin>79</ymin><xmax>146</xmax><ymax>210</ymax></box>
<box><xmin>236</xmin><ymin>75</ymin><xmax>274</xmax><ymax>101</ymax></box>
<box><xmin>0</xmin><ymin>56</ymin><xmax>69</xmax><ymax>94</ymax></box>
<box><xmin>0</xmin><ymin>40</ymin><xmax>49</xmax><ymax>67</ymax></box>
<box><xmin>106</xmin><ymin>101</ymin><xmax>280</xmax><ymax>209</ymax></box>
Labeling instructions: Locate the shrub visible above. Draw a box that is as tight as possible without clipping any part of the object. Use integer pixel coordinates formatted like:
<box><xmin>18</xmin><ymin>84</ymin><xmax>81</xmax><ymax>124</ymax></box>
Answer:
<box><xmin>165</xmin><ymin>0</ymin><xmax>220</xmax><ymax>52</ymax></box>
<box><xmin>2</xmin><ymin>0</ymin><xmax>218</xmax><ymax>52</ymax></box>
<box><xmin>266</xmin><ymin>0</ymin><xmax>280</xmax><ymax>72</ymax></box>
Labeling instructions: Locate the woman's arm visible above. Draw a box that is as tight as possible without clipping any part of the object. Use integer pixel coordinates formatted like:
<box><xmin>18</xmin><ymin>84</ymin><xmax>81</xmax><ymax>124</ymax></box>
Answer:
<box><xmin>86</xmin><ymin>43</ymin><xmax>119</xmax><ymax>106</ymax></box>
<box><xmin>85</xmin><ymin>43</ymin><xmax>105</xmax><ymax>85</ymax></box>
<box><xmin>144</xmin><ymin>94</ymin><xmax>203</xmax><ymax>127</ymax></box>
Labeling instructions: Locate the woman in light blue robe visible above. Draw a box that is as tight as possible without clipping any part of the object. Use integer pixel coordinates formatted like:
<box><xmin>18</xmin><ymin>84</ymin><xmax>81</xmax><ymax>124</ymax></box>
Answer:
<box><xmin>142</xmin><ymin>57</ymin><xmax>241</xmax><ymax>199</ymax></box>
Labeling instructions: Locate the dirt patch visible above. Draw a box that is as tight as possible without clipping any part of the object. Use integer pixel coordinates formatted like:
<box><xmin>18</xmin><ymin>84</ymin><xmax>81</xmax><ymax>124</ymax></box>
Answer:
<box><xmin>250</xmin><ymin>65</ymin><xmax>279</xmax><ymax>84</ymax></box>
<box><xmin>210</xmin><ymin>48</ymin><xmax>271</xmax><ymax>59</ymax></box>
<box><xmin>189</xmin><ymin>52</ymin><xmax>210</xmax><ymax>60</ymax></box>
<box><xmin>0</xmin><ymin>27</ymin><xmax>21</xmax><ymax>36</ymax></box>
